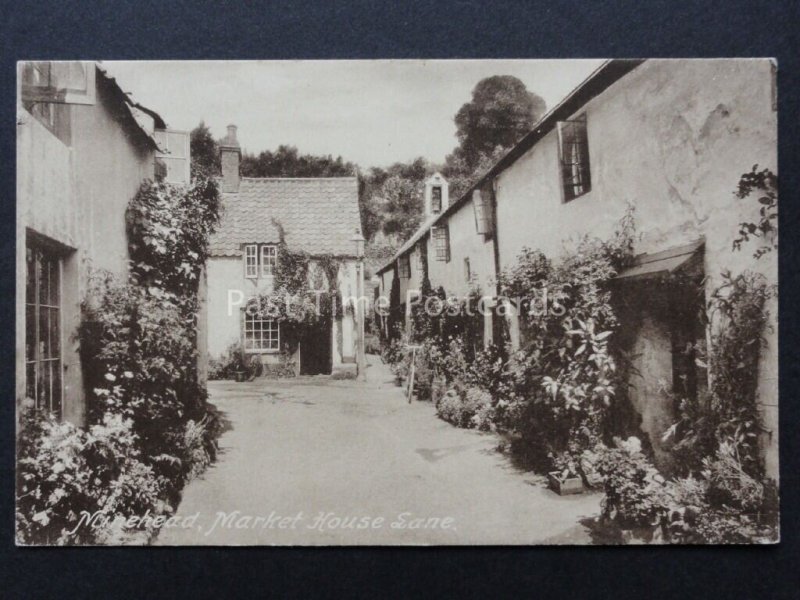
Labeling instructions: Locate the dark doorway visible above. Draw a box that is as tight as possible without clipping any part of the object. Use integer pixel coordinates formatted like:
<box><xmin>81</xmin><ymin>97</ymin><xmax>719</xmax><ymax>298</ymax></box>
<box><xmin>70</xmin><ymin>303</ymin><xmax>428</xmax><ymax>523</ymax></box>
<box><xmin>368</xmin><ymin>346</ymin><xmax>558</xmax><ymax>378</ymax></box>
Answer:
<box><xmin>300</xmin><ymin>318</ymin><xmax>332</xmax><ymax>375</ymax></box>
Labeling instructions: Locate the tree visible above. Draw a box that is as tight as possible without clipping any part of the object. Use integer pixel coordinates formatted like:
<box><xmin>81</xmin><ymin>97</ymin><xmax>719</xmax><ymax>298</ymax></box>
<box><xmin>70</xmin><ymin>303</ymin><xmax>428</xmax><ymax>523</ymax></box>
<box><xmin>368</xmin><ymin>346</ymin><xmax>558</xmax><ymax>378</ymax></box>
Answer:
<box><xmin>375</xmin><ymin>175</ymin><xmax>425</xmax><ymax>242</ymax></box>
<box><xmin>451</xmin><ymin>75</ymin><xmax>546</xmax><ymax>173</ymax></box>
<box><xmin>240</xmin><ymin>145</ymin><xmax>357</xmax><ymax>178</ymax></box>
<box><xmin>189</xmin><ymin>121</ymin><xmax>220</xmax><ymax>179</ymax></box>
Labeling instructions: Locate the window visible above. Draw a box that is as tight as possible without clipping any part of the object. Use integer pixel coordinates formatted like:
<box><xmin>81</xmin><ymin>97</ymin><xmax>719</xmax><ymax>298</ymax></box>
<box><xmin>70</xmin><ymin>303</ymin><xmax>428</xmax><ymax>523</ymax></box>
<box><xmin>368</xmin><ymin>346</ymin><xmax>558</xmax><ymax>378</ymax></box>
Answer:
<box><xmin>431</xmin><ymin>186</ymin><xmax>442</xmax><ymax>213</ymax></box>
<box><xmin>557</xmin><ymin>114</ymin><xmax>591</xmax><ymax>202</ymax></box>
<box><xmin>244</xmin><ymin>244</ymin><xmax>258</xmax><ymax>278</ymax></box>
<box><xmin>472</xmin><ymin>189</ymin><xmax>494</xmax><ymax>236</ymax></box>
<box><xmin>20</xmin><ymin>61</ymin><xmax>95</xmax><ymax>105</ymax></box>
<box><xmin>432</xmin><ymin>225</ymin><xmax>450</xmax><ymax>262</ymax></box>
<box><xmin>398</xmin><ymin>255</ymin><xmax>411</xmax><ymax>279</ymax></box>
<box><xmin>244</xmin><ymin>244</ymin><xmax>278</xmax><ymax>279</ymax></box>
<box><xmin>244</xmin><ymin>314</ymin><xmax>280</xmax><ymax>352</ymax></box>
<box><xmin>464</xmin><ymin>257</ymin><xmax>471</xmax><ymax>282</ymax></box>
<box><xmin>154</xmin><ymin>130</ymin><xmax>190</xmax><ymax>184</ymax></box>
<box><xmin>25</xmin><ymin>242</ymin><xmax>63</xmax><ymax>417</ymax></box>
<box><xmin>261</xmin><ymin>245</ymin><xmax>277</xmax><ymax>277</ymax></box>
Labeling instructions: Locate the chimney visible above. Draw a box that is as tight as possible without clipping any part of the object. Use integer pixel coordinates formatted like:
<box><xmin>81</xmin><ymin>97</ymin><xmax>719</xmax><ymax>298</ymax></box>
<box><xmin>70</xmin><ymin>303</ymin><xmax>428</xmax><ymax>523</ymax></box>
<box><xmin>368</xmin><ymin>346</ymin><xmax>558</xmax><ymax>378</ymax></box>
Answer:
<box><xmin>220</xmin><ymin>124</ymin><xmax>241</xmax><ymax>193</ymax></box>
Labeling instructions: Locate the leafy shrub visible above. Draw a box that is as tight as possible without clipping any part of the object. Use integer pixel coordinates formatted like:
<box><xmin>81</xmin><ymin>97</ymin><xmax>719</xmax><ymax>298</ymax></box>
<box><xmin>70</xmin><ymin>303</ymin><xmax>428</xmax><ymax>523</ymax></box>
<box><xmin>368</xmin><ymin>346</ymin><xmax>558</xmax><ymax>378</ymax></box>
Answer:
<box><xmin>16</xmin><ymin>408</ymin><xmax>163</xmax><ymax>545</ymax></box>
<box><xmin>436</xmin><ymin>386</ymin><xmax>492</xmax><ymax>430</ymax></box>
<box><xmin>17</xmin><ymin>175</ymin><xmax>223</xmax><ymax>545</ymax></box>
<box><xmin>595</xmin><ymin>436</ymin><xmax>778</xmax><ymax>544</ymax></box>
<box><xmin>595</xmin><ymin>438</ymin><xmax>667</xmax><ymax>527</ymax></box>
<box><xmin>436</xmin><ymin>390</ymin><xmax>466</xmax><ymax>427</ymax></box>
<box><xmin>209</xmin><ymin>342</ymin><xmax>255</xmax><ymax>380</ymax></box>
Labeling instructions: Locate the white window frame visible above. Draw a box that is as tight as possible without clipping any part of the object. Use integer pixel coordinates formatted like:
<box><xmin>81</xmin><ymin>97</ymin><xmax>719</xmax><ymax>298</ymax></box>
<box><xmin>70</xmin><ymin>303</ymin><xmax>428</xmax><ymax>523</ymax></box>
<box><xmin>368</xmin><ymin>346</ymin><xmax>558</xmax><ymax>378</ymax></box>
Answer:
<box><xmin>244</xmin><ymin>244</ymin><xmax>258</xmax><ymax>279</ymax></box>
<box><xmin>260</xmin><ymin>244</ymin><xmax>277</xmax><ymax>277</ymax></box>
<box><xmin>243</xmin><ymin>314</ymin><xmax>280</xmax><ymax>353</ymax></box>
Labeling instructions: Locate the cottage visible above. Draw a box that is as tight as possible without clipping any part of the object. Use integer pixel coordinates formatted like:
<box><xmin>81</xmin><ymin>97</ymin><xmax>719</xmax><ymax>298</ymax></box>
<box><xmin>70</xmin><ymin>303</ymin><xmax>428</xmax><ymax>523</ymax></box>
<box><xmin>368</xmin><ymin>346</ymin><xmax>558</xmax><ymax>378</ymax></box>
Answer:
<box><xmin>377</xmin><ymin>59</ymin><xmax>778</xmax><ymax>478</ymax></box>
<box><xmin>205</xmin><ymin>126</ymin><xmax>363</xmax><ymax>377</ymax></box>
<box><xmin>15</xmin><ymin>61</ymin><xmax>182</xmax><ymax>425</ymax></box>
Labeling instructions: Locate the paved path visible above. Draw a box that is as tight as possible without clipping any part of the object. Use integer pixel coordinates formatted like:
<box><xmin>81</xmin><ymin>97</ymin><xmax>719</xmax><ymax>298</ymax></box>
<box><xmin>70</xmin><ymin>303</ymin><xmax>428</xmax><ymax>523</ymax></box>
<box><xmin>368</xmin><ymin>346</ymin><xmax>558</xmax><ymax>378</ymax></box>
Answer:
<box><xmin>155</xmin><ymin>356</ymin><xmax>600</xmax><ymax>545</ymax></box>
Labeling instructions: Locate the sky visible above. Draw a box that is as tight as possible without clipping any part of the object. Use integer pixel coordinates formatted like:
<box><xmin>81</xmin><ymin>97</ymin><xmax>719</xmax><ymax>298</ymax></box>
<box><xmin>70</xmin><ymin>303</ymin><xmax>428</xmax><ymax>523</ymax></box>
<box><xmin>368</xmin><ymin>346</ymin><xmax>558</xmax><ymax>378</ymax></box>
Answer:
<box><xmin>106</xmin><ymin>60</ymin><xmax>604</xmax><ymax>169</ymax></box>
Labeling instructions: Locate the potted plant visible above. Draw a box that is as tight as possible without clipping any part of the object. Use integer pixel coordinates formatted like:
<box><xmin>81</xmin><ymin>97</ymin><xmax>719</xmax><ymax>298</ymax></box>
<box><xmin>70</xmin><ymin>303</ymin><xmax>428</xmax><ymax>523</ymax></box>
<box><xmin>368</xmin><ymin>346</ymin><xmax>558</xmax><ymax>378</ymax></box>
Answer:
<box><xmin>548</xmin><ymin>456</ymin><xmax>585</xmax><ymax>495</ymax></box>
<box><xmin>391</xmin><ymin>361</ymin><xmax>406</xmax><ymax>387</ymax></box>
<box><xmin>231</xmin><ymin>346</ymin><xmax>249</xmax><ymax>382</ymax></box>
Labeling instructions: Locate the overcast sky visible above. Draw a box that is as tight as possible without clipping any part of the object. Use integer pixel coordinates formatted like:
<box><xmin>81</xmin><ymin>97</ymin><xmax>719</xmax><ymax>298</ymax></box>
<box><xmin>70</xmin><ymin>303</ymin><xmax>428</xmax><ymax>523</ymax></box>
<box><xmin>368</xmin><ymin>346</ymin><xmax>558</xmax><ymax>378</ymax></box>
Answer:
<box><xmin>106</xmin><ymin>60</ymin><xmax>604</xmax><ymax>168</ymax></box>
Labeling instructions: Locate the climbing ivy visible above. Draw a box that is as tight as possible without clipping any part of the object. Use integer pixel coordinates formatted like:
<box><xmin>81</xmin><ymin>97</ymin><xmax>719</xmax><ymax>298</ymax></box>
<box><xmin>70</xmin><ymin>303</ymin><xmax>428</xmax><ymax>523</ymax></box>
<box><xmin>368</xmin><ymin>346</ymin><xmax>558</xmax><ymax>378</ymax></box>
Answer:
<box><xmin>733</xmin><ymin>165</ymin><xmax>777</xmax><ymax>259</ymax></box>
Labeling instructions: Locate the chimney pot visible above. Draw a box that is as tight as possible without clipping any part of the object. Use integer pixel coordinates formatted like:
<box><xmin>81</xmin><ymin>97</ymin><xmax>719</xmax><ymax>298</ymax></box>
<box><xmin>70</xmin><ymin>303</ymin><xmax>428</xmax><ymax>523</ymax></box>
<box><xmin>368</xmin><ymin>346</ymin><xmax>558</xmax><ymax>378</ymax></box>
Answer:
<box><xmin>220</xmin><ymin>123</ymin><xmax>241</xmax><ymax>193</ymax></box>
<box><xmin>226</xmin><ymin>124</ymin><xmax>238</xmax><ymax>143</ymax></box>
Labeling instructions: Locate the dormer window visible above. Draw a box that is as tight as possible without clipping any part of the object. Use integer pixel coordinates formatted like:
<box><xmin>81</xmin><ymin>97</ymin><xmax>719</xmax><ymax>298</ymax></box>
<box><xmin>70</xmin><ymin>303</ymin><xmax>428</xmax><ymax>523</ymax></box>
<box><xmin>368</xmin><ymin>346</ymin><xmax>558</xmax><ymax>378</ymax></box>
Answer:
<box><xmin>431</xmin><ymin>186</ymin><xmax>442</xmax><ymax>213</ymax></box>
<box><xmin>244</xmin><ymin>244</ymin><xmax>277</xmax><ymax>279</ymax></box>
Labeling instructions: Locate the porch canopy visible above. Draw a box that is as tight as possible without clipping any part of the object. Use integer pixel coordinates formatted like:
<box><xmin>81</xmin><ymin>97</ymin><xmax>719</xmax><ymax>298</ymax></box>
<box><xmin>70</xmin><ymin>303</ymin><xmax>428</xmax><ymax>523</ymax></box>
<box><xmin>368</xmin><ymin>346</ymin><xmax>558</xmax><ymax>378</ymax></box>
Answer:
<box><xmin>614</xmin><ymin>239</ymin><xmax>704</xmax><ymax>281</ymax></box>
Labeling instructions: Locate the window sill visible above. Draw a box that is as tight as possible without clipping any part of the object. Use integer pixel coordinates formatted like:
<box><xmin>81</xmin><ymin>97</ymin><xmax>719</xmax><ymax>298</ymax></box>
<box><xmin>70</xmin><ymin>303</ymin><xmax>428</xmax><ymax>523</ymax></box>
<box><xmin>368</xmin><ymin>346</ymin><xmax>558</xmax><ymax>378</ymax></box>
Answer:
<box><xmin>244</xmin><ymin>349</ymin><xmax>281</xmax><ymax>355</ymax></box>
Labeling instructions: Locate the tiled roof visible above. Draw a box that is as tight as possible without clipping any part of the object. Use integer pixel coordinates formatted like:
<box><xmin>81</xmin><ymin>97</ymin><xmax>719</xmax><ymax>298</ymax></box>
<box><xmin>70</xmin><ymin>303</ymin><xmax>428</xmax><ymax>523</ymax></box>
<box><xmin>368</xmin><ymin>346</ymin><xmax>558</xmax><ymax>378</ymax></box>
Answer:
<box><xmin>209</xmin><ymin>177</ymin><xmax>361</xmax><ymax>257</ymax></box>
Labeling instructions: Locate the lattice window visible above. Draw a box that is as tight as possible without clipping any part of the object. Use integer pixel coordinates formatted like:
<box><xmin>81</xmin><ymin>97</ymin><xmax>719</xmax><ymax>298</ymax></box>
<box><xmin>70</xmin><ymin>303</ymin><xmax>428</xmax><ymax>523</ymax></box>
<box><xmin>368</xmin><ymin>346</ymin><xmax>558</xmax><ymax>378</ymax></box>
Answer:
<box><xmin>558</xmin><ymin>114</ymin><xmax>591</xmax><ymax>202</ymax></box>
<box><xmin>398</xmin><ymin>254</ymin><xmax>411</xmax><ymax>279</ymax></box>
<box><xmin>432</xmin><ymin>225</ymin><xmax>450</xmax><ymax>262</ymax></box>
<box><xmin>261</xmin><ymin>245</ymin><xmax>277</xmax><ymax>277</ymax></box>
<box><xmin>25</xmin><ymin>242</ymin><xmax>62</xmax><ymax>417</ymax></box>
<box><xmin>244</xmin><ymin>314</ymin><xmax>280</xmax><ymax>352</ymax></box>
<box><xmin>244</xmin><ymin>244</ymin><xmax>258</xmax><ymax>278</ymax></box>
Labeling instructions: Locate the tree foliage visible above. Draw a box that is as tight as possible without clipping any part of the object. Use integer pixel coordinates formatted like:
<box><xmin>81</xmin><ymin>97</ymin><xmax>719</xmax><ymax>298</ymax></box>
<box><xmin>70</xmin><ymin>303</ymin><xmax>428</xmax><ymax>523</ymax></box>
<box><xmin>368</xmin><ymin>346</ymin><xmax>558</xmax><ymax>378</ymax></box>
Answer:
<box><xmin>189</xmin><ymin>121</ymin><xmax>220</xmax><ymax>179</ymax></box>
<box><xmin>241</xmin><ymin>145</ymin><xmax>357</xmax><ymax>178</ymax></box>
<box><xmin>442</xmin><ymin>75</ymin><xmax>546</xmax><ymax>198</ymax></box>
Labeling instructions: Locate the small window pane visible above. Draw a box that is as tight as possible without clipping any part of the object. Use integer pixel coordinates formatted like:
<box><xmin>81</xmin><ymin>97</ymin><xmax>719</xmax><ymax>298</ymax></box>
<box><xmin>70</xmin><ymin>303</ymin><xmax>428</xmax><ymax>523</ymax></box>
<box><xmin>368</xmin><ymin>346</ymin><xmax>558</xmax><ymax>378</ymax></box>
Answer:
<box><xmin>26</xmin><ymin>247</ymin><xmax>36</xmax><ymax>304</ymax></box>
<box><xmin>26</xmin><ymin>362</ymin><xmax>36</xmax><ymax>402</ymax></box>
<box><xmin>25</xmin><ymin>304</ymin><xmax>36</xmax><ymax>362</ymax></box>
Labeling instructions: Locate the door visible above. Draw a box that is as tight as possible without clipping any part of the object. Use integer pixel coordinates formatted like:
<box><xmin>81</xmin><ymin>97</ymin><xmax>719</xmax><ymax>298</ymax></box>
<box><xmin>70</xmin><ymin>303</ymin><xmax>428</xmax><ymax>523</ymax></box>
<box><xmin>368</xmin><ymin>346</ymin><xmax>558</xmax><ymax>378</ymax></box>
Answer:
<box><xmin>300</xmin><ymin>318</ymin><xmax>332</xmax><ymax>375</ymax></box>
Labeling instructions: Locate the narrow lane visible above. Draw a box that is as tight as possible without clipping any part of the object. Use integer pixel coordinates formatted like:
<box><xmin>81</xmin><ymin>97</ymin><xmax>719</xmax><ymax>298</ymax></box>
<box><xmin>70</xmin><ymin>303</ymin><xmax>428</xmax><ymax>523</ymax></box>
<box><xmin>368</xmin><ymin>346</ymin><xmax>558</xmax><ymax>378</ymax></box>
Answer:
<box><xmin>156</xmin><ymin>357</ymin><xmax>600</xmax><ymax>545</ymax></box>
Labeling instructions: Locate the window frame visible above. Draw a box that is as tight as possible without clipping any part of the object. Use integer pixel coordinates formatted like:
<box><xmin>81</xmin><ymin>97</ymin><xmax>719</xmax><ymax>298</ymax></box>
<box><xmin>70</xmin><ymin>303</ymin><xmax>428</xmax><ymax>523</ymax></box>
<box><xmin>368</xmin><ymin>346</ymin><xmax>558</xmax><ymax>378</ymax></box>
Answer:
<box><xmin>244</xmin><ymin>244</ymin><xmax>258</xmax><ymax>279</ymax></box>
<box><xmin>25</xmin><ymin>239</ymin><xmax>64</xmax><ymax>417</ymax></box>
<box><xmin>243</xmin><ymin>313</ymin><xmax>281</xmax><ymax>354</ymax></box>
<box><xmin>260</xmin><ymin>244</ymin><xmax>277</xmax><ymax>277</ymax></box>
<box><xmin>154</xmin><ymin>129</ymin><xmax>190</xmax><ymax>184</ymax></box>
<box><xmin>398</xmin><ymin>254</ymin><xmax>411</xmax><ymax>279</ymax></box>
<box><xmin>431</xmin><ymin>185</ymin><xmax>443</xmax><ymax>213</ymax></box>
<box><xmin>557</xmin><ymin>113</ymin><xmax>592</xmax><ymax>202</ymax></box>
<box><xmin>432</xmin><ymin>225</ymin><xmax>450</xmax><ymax>262</ymax></box>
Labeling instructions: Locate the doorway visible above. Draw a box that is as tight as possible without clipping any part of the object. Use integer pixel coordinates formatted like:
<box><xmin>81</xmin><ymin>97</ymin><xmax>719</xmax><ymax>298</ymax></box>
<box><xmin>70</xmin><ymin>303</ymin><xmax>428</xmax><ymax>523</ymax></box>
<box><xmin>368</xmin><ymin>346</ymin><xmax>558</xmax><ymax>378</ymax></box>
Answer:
<box><xmin>300</xmin><ymin>318</ymin><xmax>332</xmax><ymax>375</ymax></box>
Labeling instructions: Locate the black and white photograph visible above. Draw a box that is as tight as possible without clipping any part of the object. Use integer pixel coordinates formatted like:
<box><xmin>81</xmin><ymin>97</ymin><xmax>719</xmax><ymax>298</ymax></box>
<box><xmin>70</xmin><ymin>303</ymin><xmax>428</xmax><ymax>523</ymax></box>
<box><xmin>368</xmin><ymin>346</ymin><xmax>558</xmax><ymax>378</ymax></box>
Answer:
<box><xmin>15</xmin><ymin>58</ymin><xmax>779</xmax><ymax>546</ymax></box>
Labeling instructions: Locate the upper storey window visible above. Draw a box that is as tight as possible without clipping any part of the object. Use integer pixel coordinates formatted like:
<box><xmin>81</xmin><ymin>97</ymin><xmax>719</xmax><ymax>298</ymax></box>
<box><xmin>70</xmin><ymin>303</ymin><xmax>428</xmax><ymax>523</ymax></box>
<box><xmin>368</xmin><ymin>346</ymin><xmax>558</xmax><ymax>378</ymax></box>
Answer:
<box><xmin>557</xmin><ymin>114</ymin><xmax>591</xmax><ymax>202</ymax></box>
